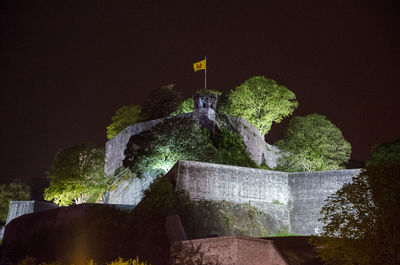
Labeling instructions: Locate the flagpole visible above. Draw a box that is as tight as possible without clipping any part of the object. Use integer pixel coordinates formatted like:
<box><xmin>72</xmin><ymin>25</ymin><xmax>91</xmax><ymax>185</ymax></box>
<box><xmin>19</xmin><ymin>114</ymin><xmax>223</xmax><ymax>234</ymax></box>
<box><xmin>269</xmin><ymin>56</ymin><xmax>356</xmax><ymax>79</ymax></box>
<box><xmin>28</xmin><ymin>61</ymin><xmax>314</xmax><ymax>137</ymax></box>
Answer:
<box><xmin>204</xmin><ymin>57</ymin><xmax>207</xmax><ymax>89</ymax></box>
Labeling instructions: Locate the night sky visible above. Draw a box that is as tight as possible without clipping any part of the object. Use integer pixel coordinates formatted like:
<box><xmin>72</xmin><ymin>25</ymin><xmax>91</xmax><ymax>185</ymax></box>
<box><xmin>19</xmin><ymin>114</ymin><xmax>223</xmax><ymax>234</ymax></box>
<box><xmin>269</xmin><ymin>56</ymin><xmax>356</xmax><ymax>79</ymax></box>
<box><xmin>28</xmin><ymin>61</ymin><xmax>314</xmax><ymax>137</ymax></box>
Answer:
<box><xmin>0</xmin><ymin>1</ymin><xmax>399</xmax><ymax>183</ymax></box>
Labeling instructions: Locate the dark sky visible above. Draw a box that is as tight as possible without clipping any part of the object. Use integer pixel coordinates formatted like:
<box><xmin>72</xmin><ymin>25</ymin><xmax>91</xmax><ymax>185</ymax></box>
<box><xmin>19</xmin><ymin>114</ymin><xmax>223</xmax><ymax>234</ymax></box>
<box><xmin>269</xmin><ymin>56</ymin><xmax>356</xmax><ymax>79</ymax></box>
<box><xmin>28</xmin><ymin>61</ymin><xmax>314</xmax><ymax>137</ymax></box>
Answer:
<box><xmin>0</xmin><ymin>0</ymin><xmax>399</xmax><ymax>183</ymax></box>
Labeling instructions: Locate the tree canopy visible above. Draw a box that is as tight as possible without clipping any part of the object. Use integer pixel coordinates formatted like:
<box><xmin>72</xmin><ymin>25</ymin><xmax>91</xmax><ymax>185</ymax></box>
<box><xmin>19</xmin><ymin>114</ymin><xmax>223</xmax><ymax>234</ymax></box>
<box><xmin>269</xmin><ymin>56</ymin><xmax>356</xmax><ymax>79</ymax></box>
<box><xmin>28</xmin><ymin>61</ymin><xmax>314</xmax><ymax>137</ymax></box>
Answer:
<box><xmin>311</xmin><ymin>141</ymin><xmax>400</xmax><ymax>264</ymax></box>
<box><xmin>312</xmin><ymin>164</ymin><xmax>400</xmax><ymax>265</ymax></box>
<box><xmin>0</xmin><ymin>179</ymin><xmax>31</xmax><ymax>224</ymax></box>
<box><xmin>171</xmin><ymin>97</ymin><xmax>194</xmax><ymax>116</ymax></box>
<box><xmin>106</xmin><ymin>105</ymin><xmax>142</xmax><ymax>139</ymax></box>
<box><xmin>276</xmin><ymin>113</ymin><xmax>351</xmax><ymax>171</ymax></box>
<box><xmin>219</xmin><ymin>76</ymin><xmax>298</xmax><ymax>135</ymax></box>
<box><xmin>142</xmin><ymin>84</ymin><xmax>183</xmax><ymax>120</ymax></box>
<box><xmin>44</xmin><ymin>144</ymin><xmax>108</xmax><ymax>206</ymax></box>
<box><xmin>366</xmin><ymin>138</ymin><xmax>400</xmax><ymax>167</ymax></box>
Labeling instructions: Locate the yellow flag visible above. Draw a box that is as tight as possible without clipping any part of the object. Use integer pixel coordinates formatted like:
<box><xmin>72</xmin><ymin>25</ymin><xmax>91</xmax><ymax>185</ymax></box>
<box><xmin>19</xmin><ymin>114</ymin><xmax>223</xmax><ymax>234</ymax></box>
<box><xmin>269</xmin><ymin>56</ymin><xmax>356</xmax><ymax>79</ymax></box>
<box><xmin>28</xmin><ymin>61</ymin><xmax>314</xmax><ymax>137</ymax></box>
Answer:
<box><xmin>193</xmin><ymin>59</ymin><xmax>206</xmax><ymax>72</ymax></box>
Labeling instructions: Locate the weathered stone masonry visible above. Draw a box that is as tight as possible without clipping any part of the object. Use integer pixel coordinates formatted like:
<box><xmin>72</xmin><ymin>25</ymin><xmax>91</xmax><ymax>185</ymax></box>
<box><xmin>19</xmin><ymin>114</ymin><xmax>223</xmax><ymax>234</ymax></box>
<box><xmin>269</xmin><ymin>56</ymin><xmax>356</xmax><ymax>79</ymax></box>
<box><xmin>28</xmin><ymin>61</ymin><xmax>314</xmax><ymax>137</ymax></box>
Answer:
<box><xmin>167</xmin><ymin>160</ymin><xmax>360</xmax><ymax>235</ymax></box>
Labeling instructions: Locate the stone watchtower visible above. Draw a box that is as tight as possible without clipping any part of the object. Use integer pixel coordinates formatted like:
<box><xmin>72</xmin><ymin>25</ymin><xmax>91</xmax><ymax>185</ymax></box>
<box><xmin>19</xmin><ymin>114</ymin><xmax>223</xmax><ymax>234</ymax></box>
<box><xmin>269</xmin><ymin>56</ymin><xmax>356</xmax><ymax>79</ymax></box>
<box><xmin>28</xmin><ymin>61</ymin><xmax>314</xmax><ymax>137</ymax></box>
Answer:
<box><xmin>193</xmin><ymin>92</ymin><xmax>218</xmax><ymax>132</ymax></box>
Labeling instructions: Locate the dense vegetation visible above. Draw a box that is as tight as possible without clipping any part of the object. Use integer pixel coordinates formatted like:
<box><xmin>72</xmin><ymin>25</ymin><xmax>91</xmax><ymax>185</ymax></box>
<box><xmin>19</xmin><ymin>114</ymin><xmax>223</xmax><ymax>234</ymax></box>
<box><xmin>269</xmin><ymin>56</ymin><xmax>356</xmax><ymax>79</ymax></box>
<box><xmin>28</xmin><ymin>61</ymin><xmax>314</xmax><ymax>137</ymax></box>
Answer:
<box><xmin>0</xmin><ymin>179</ymin><xmax>30</xmax><ymax>225</ymax></box>
<box><xmin>311</xmin><ymin>140</ymin><xmax>400</xmax><ymax>265</ymax></box>
<box><xmin>44</xmin><ymin>144</ymin><xmax>108</xmax><ymax>206</ymax></box>
<box><xmin>276</xmin><ymin>114</ymin><xmax>351</xmax><ymax>172</ymax></box>
<box><xmin>218</xmin><ymin>76</ymin><xmax>298</xmax><ymax>135</ymax></box>
<box><xmin>107</xmin><ymin>105</ymin><xmax>142</xmax><ymax>139</ymax></box>
<box><xmin>123</xmin><ymin>117</ymin><xmax>257</xmax><ymax>177</ymax></box>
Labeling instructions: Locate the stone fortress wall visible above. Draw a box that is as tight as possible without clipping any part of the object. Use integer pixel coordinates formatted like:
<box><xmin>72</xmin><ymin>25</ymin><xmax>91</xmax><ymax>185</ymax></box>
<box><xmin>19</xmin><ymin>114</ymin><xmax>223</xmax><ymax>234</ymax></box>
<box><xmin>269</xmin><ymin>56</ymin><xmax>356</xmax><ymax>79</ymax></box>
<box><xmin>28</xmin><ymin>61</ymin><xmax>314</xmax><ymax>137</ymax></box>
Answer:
<box><xmin>102</xmin><ymin>93</ymin><xmax>361</xmax><ymax>235</ymax></box>
<box><xmin>167</xmin><ymin>160</ymin><xmax>360</xmax><ymax>235</ymax></box>
<box><xmin>104</xmin><ymin>94</ymin><xmax>280</xmax><ymax>177</ymax></box>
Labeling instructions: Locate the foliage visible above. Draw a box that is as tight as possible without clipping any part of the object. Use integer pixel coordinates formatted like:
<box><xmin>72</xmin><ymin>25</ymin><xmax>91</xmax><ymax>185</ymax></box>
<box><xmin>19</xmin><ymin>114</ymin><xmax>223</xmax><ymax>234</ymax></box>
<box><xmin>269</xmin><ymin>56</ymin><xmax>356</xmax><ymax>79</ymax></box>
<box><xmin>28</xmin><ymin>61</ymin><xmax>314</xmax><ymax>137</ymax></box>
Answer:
<box><xmin>276</xmin><ymin>113</ymin><xmax>351</xmax><ymax>172</ymax></box>
<box><xmin>0</xmin><ymin>179</ymin><xmax>30</xmax><ymax>224</ymax></box>
<box><xmin>123</xmin><ymin>118</ymin><xmax>220</xmax><ymax>177</ymax></box>
<box><xmin>106</xmin><ymin>257</ymin><xmax>149</xmax><ymax>265</ymax></box>
<box><xmin>310</xmin><ymin>141</ymin><xmax>400</xmax><ymax>264</ymax></box>
<box><xmin>107</xmin><ymin>105</ymin><xmax>142</xmax><ymax>139</ymax></box>
<box><xmin>366</xmin><ymin>138</ymin><xmax>400</xmax><ymax>167</ymax></box>
<box><xmin>138</xmin><ymin>177</ymin><xmax>178</xmax><ymax>216</ymax></box>
<box><xmin>44</xmin><ymin>144</ymin><xmax>108</xmax><ymax>206</ymax></box>
<box><xmin>219</xmin><ymin>76</ymin><xmax>298</xmax><ymax>135</ymax></box>
<box><xmin>141</xmin><ymin>84</ymin><xmax>182</xmax><ymax>120</ymax></box>
<box><xmin>123</xmin><ymin>117</ymin><xmax>257</xmax><ymax>178</ymax></box>
<box><xmin>213</xmin><ymin>127</ymin><xmax>258</xmax><ymax>168</ymax></box>
<box><xmin>196</xmin><ymin>88</ymin><xmax>222</xmax><ymax>96</ymax></box>
<box><xmin>171</xmin><ymin>97</ymin><xmax>194</xmax><ymax>116</ymax></box>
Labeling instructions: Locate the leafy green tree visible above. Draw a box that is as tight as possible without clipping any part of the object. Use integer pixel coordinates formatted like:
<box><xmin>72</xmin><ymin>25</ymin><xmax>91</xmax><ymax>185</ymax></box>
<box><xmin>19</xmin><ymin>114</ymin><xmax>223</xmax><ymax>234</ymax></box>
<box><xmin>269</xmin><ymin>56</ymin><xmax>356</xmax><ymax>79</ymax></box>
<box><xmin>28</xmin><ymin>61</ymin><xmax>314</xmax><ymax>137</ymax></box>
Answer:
<box><xmin>123</xmin><ymin>117</ymin><xmax>257</xmax><ymax>177</ymax></box>
<box><xmin>366</xmin><ymin>139</ymin><xmax>400</xmax><ymax>167</ymax></box>
<box><xmin>123</xmin><ymin>118</ymin><xmax>220</xmax><ymax>176</ymax></box>
<box><xmin>44</xmin><ymin>144</ymin><xmax>107</xmax><ymax>206</ymax></box>
<box><xmin>171</xmin><ymin>97</ymin><xmax>194</xmax><ymax>116</ymax></box>
<box><xmin>311</xmin><ymin>140</ymin><xmax>400</xmax><ymax>265</ymax></box>
<box><xmin>142</xmin><ymin>84</ymin><xmax>182</xmax><ymax>120</ymax></box>
<box><xmin>0</xmin><ymin>179</ymin><xmax>31</xmax><ymax>224</ymax></box>
<box><xmin>219</xmin><ymin>76</ymin><xmax>298</xmax><ymax>135</ymax></box>
<box><xmin>276</xmin><ymin>114</ymin><xmax>351</xmax><ymax>171</ymax></box>
<box><xmin>107</xmin><ymin>105</ymin><xmax>142</xmax><ymax>139</ymax></box>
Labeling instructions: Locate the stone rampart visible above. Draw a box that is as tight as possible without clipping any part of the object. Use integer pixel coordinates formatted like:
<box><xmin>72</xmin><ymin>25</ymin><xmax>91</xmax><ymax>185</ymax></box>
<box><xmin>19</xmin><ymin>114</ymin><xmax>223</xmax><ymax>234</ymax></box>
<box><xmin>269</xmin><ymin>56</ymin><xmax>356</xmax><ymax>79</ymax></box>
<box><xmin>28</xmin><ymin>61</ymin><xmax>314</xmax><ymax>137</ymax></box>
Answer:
<box><xmin>288</xmin><ymin>169</ymin><xmax>360</xmax><ymax>235</ymax></box>
<box><xmin>167</xmin><ymin>160</ymin><xmax>361</xmax><ymax>235</ymax></box>
<box><xmin>217</xmin><ymin>114</ymin><xmax>280</xmax><ymax>167</ymax></box>
<box><xmin>171</xmin><ymin>161</ymin><xmax>290</xmax><ymax>205</ymax></box>
<box><xmin>168</xmin><ymin>160</ymin><xmax>291</xmax><ymax>230</ymax></box>
<box><xmin>105</xmin><ymin>118</ymin><xmax>165</xmax><ymax>176</ymax></box>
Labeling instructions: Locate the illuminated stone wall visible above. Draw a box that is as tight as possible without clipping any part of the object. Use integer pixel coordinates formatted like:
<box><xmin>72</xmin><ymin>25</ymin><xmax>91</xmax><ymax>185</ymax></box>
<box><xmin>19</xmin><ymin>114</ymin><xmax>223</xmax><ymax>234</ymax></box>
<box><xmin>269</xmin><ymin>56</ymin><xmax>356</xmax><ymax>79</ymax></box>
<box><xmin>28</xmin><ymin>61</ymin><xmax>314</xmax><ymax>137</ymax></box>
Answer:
<box><xmin>104</xmin><ymin>95</ymin><xmax>281</xmax><ymax>176</ymax></box>
<box><xmin>104</xmin><ymin>118</ymin><xmax>167</xmax><ymax>176</ymax></box>
<box><xmin>102</xmin><ymin>169</ymin><xmax>158</xmax><ymax>206</ymax></box>
<box><xmin>289</xmin><ymin>169</ymin><xmax>360</xmax><ymax>235</ymax></box>
<box><xmin>219</xmin><ymin>115</ymin><xmax>280</xmax><ymax>167</ymax></box>
<box><xmin>5</xmin><ymin>201</ymin><xmax>59</xmax><ymax>225</ymax></box>
<box><xmin>168</xmin><ymin>160</ymin><xmax>291</xmax><ymax>230</ymax></box>
<box><xmin>168</xmin><ymin>160</ymin><xmax>360</xmax><ymax>235</ymax></box>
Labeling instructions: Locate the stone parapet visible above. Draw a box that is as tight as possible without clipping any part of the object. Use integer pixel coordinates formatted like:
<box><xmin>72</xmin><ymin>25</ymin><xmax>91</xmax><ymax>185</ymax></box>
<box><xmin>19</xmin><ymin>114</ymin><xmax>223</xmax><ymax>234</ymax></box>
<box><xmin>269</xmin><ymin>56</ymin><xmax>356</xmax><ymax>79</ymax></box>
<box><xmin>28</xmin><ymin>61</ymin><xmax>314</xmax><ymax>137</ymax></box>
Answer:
<box><xmin>167</xmin><ymin>160</ymin><xmax>361</xmax><ymax>236</ymax></box>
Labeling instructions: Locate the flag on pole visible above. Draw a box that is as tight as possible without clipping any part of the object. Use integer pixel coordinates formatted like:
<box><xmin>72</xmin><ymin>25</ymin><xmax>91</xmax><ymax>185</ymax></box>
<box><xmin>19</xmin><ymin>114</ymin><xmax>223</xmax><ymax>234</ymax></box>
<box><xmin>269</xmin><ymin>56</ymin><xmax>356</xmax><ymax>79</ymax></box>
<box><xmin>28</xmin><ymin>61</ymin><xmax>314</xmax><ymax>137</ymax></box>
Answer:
<box><xmin>193</xmin><ymin>59</ymin><xmax>206</xmax><ymax>72</ymax></box>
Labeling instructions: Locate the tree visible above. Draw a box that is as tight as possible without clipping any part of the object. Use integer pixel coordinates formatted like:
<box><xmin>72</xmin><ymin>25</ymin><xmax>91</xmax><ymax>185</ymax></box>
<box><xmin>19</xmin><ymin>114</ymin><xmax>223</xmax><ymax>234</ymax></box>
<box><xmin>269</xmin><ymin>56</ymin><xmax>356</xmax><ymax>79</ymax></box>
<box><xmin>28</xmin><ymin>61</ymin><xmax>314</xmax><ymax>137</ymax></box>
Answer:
<box><xmin>311</xmin><ymin>140</ymin><xmax>400</xmax><ymax>265</ymax></box>
<box><xmin>142</xmin><ymin>84</ymin><xmax>183</xmax><ymax>120</ymax></box>
<box><xmin>171</xmin><ymin>97</ymin><xmax>194</xmax><ymax>116</ymax></box>
<box><xmin>123</xmin><ymin>116</ymin><xmax>257</xmax><ymax>178</ymax></box>
<box><xmin>123</xmin><ymin>118</ymin><xmax>220</xmax><ymax>176</ymax></box>
<box><xmin>107</xmin><ymin>105</ymin><xmax>142</xmax><ymax>139</ymax></box>
<box><xmin>366</xmin><ymin>138</ymin><xmax>400</xmax><ymax>167</ymax></box>
<box><xmin>44</xmin><ymin>144</ymin><xmax>108</xmax><ymax>206</ymax></box>
<box><xmin>0</xmin><ymin>179</ymin><xmax>31</xmax><ymax>224</ymax></box>
<box><xmin>219</xmin><ymin>76</ymin><xmax>298</xmax><ymax>135</ymax></box>
<box><xmin>276</xmin><ymin>113</ymin><xmax>351</xmax><ymax>171</ymax></box>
